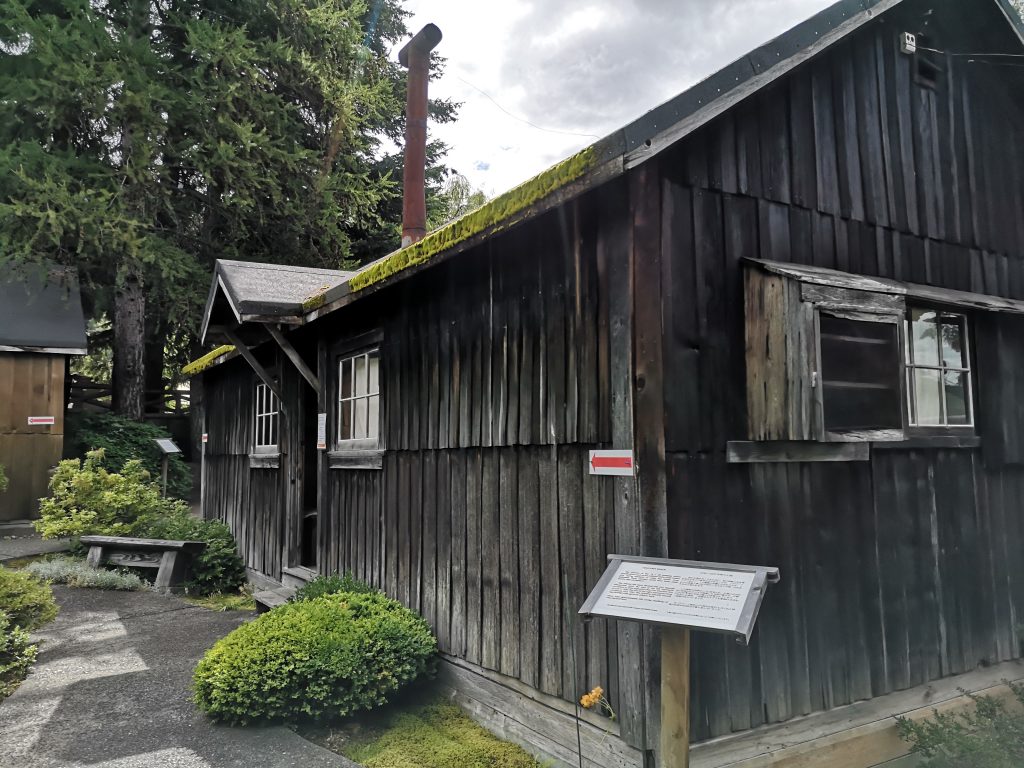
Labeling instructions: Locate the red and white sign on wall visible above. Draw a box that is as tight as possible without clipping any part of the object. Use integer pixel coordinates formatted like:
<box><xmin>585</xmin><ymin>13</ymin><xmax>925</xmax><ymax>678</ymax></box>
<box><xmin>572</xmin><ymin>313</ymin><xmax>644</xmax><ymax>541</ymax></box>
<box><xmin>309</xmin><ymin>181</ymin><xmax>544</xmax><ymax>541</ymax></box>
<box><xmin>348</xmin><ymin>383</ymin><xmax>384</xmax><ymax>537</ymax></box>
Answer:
<box><xmin>589</xmin><ymin>450</ymin><xmax>635</xmax><ymax>477</ymax></box>
<box><xmin>27</xmin><ymin>416</ymin><xmax>55</xmax><ymax>426</ymax></box>
<box><xmin>202</xmin><ymin>433</ymin><xmax>209</xmax><ymax>444</ymax></box>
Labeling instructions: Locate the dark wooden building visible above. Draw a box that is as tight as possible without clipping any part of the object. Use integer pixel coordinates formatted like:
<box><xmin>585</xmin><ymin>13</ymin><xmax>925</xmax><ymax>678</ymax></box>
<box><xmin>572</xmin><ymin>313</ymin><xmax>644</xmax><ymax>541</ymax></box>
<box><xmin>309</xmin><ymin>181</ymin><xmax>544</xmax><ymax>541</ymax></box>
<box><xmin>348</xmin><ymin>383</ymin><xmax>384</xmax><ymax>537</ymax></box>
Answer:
<box><xmin>187</xmin><ymin>1</ymin><xmax>1024</xmax><ymax>765</ymax></box>
<box><xmin>0</xmin><ymin>266</ymin><xmax>87</xmax><ymax>522</ymax></box>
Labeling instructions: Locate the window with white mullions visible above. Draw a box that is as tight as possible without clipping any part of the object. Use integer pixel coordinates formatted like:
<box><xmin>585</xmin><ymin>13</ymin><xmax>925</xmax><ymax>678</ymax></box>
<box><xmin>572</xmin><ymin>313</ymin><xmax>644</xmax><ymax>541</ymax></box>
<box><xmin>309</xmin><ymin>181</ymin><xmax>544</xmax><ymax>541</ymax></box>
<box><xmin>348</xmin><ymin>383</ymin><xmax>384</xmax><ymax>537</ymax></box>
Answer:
<box><xmin>905</xmin><ymin>308</ymin><xmax>974</xmax><ymax>428</ymax></box>
<box><xmin>337</xmin><ymin>348</ymin><xmax>380</xmax><ymax>446</ymax></box>
<box><xmin>253</xmin><ymin>382</ymin><xmax>280</xmax><ymax>452</ymax></box>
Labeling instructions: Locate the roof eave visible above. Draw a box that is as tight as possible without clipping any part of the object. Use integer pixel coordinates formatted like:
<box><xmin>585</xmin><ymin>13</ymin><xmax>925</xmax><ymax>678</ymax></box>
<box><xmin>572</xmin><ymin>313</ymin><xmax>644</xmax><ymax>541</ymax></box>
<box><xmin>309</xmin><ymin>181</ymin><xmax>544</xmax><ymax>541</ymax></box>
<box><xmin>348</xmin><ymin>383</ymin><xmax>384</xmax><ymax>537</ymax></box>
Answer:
<box><xmin>0</xmin><ymin>344</ymin><xmax>88</xmax><ymax>355</ymax></box>
<box><xmin>304</xmin><ymin>0</ymin><xmax>909</xmax><ymax>323</ymax></box>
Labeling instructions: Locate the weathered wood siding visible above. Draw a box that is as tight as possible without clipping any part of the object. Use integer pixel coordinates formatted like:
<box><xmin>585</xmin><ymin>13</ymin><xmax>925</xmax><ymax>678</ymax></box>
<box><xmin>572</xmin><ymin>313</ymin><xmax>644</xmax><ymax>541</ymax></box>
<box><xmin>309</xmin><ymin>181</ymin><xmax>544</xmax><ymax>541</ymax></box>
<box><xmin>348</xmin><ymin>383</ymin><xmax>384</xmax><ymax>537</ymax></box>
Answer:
<box><xmin>658</xmin><ymin>1</ymin><xmax>1024</xmax><ymax>742</ymax></box>
<box><xmin>314</xmin><ymin>196</ymin><xmax>624</xmax><ymax>712</ymax></box>
<box><xmin>0</xmin><ymin>353</ymin><xmax>65</xmax><ymax>521</ymax></box>
<box><xmin>202</xmin><ymin>349</ymin><xmax>296</xmax><ymax>582</ymax></box>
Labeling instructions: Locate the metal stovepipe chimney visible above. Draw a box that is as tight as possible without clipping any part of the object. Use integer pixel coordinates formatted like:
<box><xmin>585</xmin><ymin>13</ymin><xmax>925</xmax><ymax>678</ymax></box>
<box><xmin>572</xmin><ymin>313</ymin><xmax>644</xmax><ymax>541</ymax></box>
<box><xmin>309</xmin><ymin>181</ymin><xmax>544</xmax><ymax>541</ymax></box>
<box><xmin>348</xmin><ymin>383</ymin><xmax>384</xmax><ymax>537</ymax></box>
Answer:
<box><xmin>398</xmin><ymin>24</ymin><xmax>442</xmax><ymax>248</ymax></box>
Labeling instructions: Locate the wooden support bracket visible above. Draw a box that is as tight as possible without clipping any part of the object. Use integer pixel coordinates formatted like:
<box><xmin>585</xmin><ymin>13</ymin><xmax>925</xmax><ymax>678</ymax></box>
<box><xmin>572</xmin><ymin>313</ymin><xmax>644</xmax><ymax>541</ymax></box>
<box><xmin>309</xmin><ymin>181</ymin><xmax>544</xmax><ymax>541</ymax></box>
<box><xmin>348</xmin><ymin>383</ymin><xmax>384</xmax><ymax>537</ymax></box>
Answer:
<box><xmin>266</xmin><ymin>324</ymin><xmax>322</xmax><ymax>397</ymax></box>
<box><xmin>221</xmin><ymin>326</ymin><xmax>285</xmax><ymax>405</ymax></box>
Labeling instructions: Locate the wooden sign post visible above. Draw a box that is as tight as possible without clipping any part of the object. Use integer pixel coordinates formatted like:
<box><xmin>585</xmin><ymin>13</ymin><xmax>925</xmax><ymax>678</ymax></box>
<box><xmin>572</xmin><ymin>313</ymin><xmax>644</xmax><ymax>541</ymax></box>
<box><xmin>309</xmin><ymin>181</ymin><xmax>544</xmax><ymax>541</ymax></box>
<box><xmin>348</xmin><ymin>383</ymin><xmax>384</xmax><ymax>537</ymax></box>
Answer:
<box><xmin>580</xmin><ymin>555</ymin><xmax>780</xmax><ymax>768</ymax></box>
<box><xmin>153</xmin><ymin>438</ymin><xmax>182</xmax><ymax>497</ymax></box>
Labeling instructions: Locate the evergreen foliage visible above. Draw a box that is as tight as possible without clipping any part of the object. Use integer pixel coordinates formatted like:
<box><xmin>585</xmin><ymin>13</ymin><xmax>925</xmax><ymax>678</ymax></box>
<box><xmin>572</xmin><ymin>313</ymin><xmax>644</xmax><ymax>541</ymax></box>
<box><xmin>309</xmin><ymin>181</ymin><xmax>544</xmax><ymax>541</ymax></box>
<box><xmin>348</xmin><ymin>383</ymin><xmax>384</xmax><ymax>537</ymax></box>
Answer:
<box><xmin>193</xmin><ymin>592</ymin><xmax>437</xmax><ymax>724</ymax></box>
<box><xmin>64</xmin><ymin>411</ymin><xmax>191</xmax><ymax>500</ymax></box>
<box><xmin>0</xmin><ymin>611</ymin><xmax>36</xmax><ymax>701</ymax></box>
<box><xmin>0</xmin><ymin>0</ymin><xmax>457</xmax><ymax>388</ymax></box>
<box><xmin>0</xmin><ymin>566</ymin><xmax>58</xmax><ymax>631</ymax></box>
<box><xmin>898</xmin><ymin>683</ymin><xmax>1024</xmax><ymax>767</ymax></box>
<box><xmin>35</xmin><ymin>451</ymin><xmax>244</xmax><ymax>594</ymax></box>
<box><xmin>36</xmin><ymin>450</ymin><xmax>187</xmax><ymax>540</ymax></box>
<box><xmin>292</xmin><ymin>572</ymin><xmax>377</xmax><ymax>602</ymax></box>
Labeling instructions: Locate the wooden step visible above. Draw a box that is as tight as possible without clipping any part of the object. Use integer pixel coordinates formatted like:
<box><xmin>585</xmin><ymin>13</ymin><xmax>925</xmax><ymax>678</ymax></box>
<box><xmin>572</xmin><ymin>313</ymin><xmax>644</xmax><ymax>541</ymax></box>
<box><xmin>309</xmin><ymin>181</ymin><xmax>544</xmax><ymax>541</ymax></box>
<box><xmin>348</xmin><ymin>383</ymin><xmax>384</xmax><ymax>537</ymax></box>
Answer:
<box><xmin>253</xmin><ymin>586</ymin><xmax>296</xmax><ymax>613</ymax></box>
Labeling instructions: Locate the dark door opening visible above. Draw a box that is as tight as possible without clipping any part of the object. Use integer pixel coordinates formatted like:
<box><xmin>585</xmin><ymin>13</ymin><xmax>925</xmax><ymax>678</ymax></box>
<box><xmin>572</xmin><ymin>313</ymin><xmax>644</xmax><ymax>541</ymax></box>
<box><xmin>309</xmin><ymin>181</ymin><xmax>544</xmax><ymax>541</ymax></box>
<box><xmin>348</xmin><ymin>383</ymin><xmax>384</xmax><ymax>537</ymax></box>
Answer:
<box><xmin>300</xmin><ymin>384</ymin><xmax>319</xmax><ymax>569</ymax></box>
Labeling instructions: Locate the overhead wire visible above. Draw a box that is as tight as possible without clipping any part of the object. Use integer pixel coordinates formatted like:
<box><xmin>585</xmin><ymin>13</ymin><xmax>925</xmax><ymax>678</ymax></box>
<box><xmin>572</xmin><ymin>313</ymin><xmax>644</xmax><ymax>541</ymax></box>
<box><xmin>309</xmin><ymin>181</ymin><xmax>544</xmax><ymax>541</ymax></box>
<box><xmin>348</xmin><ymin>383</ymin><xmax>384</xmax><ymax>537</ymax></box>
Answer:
<box><xmin>454</xmin><ymin>74</ymin><xmax>601</xmax><ymax>140</ymax></box>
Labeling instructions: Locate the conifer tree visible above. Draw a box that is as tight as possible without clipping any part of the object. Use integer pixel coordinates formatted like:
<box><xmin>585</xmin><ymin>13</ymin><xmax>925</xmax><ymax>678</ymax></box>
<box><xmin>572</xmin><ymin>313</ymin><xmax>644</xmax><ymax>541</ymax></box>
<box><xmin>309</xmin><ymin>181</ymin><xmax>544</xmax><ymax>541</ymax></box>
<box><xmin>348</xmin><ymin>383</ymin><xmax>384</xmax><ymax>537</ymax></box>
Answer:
<box><xmin>0</xmin><ymin>0</ymin><xmax>455</xmax><ymax>416</ymax></box>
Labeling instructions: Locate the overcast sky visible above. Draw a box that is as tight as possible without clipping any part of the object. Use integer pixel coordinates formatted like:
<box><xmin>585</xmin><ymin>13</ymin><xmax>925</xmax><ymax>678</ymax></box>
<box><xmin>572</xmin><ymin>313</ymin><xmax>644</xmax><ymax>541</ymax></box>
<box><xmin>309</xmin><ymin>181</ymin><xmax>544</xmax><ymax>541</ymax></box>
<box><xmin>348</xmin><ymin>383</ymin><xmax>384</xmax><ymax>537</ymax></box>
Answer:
<box><xmin>395</xmin><ymin>0</ymin><xmax>836</xmax><ymax>196</ymax></box>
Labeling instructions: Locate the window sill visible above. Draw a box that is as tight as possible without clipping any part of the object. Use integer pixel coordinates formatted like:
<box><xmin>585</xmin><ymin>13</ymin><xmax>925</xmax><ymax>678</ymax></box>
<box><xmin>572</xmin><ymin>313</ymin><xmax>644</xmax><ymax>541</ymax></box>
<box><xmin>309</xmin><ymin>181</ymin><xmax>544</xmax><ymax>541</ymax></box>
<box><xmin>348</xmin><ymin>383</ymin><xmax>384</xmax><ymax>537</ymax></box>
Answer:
<box><xmin>249</xmin><ymin>453</ymin><xmax>281</xmax><ymax>469</ymax></box>
<box><xmin>873</xmin><ymin>435</ymin><xmax>981</xmax><ymax>450</ymax></box>
<box><xmin>329</xmin><ymin>449</ymin><xmax>383</xmax><ymax>470</ymax></box>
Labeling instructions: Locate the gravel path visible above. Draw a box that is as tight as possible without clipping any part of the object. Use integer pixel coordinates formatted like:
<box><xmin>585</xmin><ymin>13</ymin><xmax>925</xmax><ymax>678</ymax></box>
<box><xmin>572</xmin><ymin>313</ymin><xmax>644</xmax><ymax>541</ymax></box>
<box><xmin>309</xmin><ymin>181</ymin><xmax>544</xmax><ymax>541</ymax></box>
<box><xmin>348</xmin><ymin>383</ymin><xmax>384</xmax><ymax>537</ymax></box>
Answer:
<box><xmin>0</xmin><ymin>587</ymin><xmax>358</xmax><ymax>768</ymax></box>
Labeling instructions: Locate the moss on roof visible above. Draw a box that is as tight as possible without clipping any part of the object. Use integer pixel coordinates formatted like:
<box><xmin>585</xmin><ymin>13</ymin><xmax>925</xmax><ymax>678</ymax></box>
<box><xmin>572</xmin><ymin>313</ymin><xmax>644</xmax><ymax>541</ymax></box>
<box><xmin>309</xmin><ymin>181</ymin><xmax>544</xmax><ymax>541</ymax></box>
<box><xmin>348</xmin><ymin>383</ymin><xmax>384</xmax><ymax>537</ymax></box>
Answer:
<box><xmin>345</xmin><ymin>146</ymin><xmax>597</xmax><ymax>295</ymax></box>
<box><xmin>181</xmin><ymin>345</ymin><xmax>235</xmax><ymax>377</ymax></box>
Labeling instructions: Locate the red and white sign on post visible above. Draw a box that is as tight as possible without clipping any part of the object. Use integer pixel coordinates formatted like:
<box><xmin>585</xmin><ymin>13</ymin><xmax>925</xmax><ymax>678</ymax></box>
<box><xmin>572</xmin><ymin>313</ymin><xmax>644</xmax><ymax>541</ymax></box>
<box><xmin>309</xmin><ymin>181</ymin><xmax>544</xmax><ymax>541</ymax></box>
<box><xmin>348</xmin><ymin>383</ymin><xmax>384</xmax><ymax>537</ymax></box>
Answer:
<box><xmin>27</xmin><ymin>416</ymin><xmax>55</xmax><ymax>426</ymax></box>
<box><xmin>589</xmin><ymin>450</ymin><xmax>635</xmax><ymax>477</ymax></box>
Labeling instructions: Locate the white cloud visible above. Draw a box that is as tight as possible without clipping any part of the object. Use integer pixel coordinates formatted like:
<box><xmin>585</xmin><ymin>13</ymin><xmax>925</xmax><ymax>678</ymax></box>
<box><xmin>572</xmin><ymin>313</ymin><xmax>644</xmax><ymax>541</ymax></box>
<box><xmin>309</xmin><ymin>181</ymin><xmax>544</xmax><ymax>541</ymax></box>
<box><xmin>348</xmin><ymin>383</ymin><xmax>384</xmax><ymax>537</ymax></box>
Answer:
<box><xmin>399</xmin><ymin>0</ymin><xmax>835</xmax><ymax>195</ymax></box>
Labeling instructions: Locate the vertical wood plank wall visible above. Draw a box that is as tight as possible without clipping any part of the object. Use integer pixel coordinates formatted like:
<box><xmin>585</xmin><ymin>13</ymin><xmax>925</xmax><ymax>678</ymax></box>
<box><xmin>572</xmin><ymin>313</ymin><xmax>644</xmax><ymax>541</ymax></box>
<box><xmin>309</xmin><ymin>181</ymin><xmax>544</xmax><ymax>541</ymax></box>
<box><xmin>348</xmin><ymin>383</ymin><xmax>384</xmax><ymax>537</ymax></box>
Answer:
<box><xmin>201</xmin><ymin>0</ymin><xmax>1024</xmax><ymax>755</ymax></box>
<box><xmin>0</xmin><ymin>353</ymin><xmax>65</xmax><ymax>521</ymax></box>
<box><xmin>203</xmin><ymin>351</ymin><xmax>291</xmax><ymax>582</ymax></box>
<box><xmin>316</xmin><ymin>193</ymin><xmax>632</xmax><ymax>720</ymax></box>
<box><xmin>660</xmin><ymin>5</ymin><xmax>1024</xmax><ymax>742</ymax></box>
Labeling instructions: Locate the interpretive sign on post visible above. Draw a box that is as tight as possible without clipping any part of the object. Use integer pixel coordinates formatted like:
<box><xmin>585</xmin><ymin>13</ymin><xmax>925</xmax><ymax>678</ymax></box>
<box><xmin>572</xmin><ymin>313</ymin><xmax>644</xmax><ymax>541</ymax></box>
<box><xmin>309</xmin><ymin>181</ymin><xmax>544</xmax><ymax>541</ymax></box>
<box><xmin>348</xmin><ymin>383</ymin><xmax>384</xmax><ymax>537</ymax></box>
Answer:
<box><xmin>580</xmin><ymin>555</ymin><xmax>779</xmax><ymax>644</ymax></box>
<box><xmin>152</xmin><ymin>438</ymin><xmax>182</xmax><ymax>498</ymax></box>
<box><xmin>580</xmin><ymin>555</ymin><xmax>779</xmax><ymax>768</ymax></box>
<box><xmin>581</xmin><ymin>556</ymin><xmax>778</xmax><ymax>767</ymax></box>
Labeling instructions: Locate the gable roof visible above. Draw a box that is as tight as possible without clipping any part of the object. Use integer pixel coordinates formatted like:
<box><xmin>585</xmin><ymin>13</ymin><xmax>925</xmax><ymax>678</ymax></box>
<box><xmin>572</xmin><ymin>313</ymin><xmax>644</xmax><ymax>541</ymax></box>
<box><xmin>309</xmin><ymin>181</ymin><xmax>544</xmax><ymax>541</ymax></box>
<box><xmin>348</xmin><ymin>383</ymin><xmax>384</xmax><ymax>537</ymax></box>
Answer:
<box><xmin>302</xmin><ymin>0</ymin><xmax>913</xmax><ymax>319</ymax></box>
<box><xmin>186</xmin><ymin>0</ymin><xmax>1024</xmax><ymax>374</ymax></box>
<box><xmin>200</xmin><ymin>259</ymin><xmax>354</xmax><ymax>343</ymax></box>
<box><xmin>0</xmin><ymin>265</ymin><xmax>87</xmax><ymax>355</ymax></box>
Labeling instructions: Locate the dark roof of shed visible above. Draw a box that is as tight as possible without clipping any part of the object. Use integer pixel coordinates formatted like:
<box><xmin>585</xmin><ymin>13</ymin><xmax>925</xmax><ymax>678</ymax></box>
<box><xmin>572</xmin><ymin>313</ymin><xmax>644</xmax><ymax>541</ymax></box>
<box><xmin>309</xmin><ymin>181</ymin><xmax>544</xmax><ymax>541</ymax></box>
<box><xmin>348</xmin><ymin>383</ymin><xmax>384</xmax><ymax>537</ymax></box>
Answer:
<box><xmin>200</xmin><ymin>259</ymin><xmax>354</xmax><ymax>342</ymax></box>
<box><xmin>0</xmin><ymin>265</ymin><xmax>87</xmax><ymax>354</ymax></box>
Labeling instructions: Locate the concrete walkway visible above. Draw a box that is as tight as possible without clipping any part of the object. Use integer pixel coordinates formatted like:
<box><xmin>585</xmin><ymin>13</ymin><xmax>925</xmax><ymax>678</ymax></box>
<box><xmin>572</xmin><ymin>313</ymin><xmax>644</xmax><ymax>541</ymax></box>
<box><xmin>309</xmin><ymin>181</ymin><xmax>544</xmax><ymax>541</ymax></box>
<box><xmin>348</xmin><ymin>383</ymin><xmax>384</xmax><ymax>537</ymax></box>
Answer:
<box><xmin>0</xmin><ymin>587</ymin><xmax>358</xmax><ymax>768</ymax></box>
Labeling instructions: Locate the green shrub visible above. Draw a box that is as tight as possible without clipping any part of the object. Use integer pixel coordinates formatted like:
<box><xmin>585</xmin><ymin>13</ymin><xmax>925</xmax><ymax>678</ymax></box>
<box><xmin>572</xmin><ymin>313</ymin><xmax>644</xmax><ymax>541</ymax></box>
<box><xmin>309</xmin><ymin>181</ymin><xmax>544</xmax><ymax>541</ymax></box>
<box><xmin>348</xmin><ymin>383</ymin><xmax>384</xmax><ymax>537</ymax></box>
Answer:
<box><xmin>64</xmin><ymin>411</ymin><xmax>191</xmax><ymax>500</ymax></box>
<box><xmin>143</xmin><ymin>514</ymin><xmax>246</xmax><ymax>596</ymax></box>
<box><xmin>35</xmin><ymin>450</ymin><xmax>244</xmax><ymax>595</ymax></box>
<box><xmin>36</xmin><ymin>450</ymin><xmax>188</xmax><ymax>540</ymax></box>
<box><xmin>897</xmin><ymin>682</ymin><xmax>1024</xmax><ymax>766</ymax></box>
<box><xmin>293</xmin><ymin>572</ymin><xmax>377</xmax><ymax>602</ymax></box>
<box><xmin>0</xmin><ymin>464</ymin><xmax>7</xmax><ymax>494</ymax></box>
<box><xmin>25</xmin><ymin>557</ymin><xmax>148</xmax><ymax>591</ymax></box>
<box><xmin>193</xmin><ymin>592</ymin><xmax>437</xmax><ymax>724</ymax></box>
<box><xmin>0</xmin><ymin>611</ymin><xmax>36</xmax><ymax>700</ymax></box>
<box><xmin>0</xmin><ymin>566</ymin><xmax>58</xmax><ymax>631</ymax></box>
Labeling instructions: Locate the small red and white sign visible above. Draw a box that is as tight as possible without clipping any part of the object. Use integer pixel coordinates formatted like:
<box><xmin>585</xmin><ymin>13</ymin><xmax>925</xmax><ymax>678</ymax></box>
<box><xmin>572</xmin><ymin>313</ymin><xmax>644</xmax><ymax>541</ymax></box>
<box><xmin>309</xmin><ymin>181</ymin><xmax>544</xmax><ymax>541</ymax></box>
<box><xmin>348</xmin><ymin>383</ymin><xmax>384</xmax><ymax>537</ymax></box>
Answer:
<box><xmin>589</xmin><ymin>450</ymin><xmax>635</xmax><ymax>477</ymax></box>
<box><xmin>202</xmin><ymin>433</ymin><xmax>209</xmax><ymax>444</ymax></box>
<box><xmin>27</xmin><ymin>416</ymin><xmax>55</xmax><ymax>426</ymax></box>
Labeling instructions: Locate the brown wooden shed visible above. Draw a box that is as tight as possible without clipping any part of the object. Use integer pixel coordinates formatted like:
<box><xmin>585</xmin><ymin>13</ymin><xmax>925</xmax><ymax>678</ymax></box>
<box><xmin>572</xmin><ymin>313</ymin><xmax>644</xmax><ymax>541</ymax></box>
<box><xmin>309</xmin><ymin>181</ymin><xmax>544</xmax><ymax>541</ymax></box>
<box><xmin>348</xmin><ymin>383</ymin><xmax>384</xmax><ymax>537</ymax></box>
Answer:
<box><xmin>0</xmin><ymin>266</ymin><xmax>87</xmax><ymax>522</ymax></box>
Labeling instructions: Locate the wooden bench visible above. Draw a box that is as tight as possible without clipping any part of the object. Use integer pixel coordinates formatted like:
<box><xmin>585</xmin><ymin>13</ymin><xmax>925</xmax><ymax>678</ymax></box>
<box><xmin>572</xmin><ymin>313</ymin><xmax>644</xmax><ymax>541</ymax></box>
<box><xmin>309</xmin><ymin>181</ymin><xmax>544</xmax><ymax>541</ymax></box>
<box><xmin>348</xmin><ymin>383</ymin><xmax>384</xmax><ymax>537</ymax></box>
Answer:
<box><xmin>80</xmin><ymin>535</ymin><xmax>206</xmax><ymax>594</ymax></box>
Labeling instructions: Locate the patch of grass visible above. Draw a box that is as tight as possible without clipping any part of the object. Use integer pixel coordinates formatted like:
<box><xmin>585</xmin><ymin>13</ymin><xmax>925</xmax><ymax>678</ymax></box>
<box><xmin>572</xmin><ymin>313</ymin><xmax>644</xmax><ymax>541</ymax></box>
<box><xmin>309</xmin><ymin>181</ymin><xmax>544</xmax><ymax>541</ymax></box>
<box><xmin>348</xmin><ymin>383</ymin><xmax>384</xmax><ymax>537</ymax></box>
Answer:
<box><xmin>185</xmin><ymin>590</ymin><xmax>255</xmax><ymax>612</ymax></box>
<box><xmin>309</xmin><ymin>695</ymin><xmax>541</xmax><ymax>768</ymax></box>
<box><xmin>25</xmin><ymin>556</ymin><xmax>148</xmax><ymax>591</ymax></box>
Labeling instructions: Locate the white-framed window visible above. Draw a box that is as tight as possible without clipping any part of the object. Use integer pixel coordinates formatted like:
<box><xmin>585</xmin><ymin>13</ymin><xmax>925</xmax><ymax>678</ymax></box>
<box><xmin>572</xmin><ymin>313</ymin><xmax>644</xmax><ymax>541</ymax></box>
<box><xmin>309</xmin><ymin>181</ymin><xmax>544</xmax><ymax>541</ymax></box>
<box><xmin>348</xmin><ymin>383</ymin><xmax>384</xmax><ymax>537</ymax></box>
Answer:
<box><xmin>905</xmin><ymin>308</ymin><xmax>974</xmax><ymax>428</ymax></box>
<box><xmin>253</xmin><ymin>382</ymin><xmax>280</xmax><ymax>453</ymax></box>
<box><xmin>337</xmin><ymin>348</ymin><xmax>380</xmax><ymax>447</ymax></box>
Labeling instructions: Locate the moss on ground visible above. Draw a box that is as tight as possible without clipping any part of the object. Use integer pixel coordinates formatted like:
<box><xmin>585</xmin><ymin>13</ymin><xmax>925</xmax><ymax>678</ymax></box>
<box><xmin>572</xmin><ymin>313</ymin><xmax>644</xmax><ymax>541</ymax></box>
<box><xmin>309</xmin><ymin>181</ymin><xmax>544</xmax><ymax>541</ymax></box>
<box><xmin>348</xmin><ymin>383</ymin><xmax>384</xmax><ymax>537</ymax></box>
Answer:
<box><xmin>181</xmin><ymin>344</ymin><xmax>235</xmax><ymax>377</ymax></box>
<box><xmin>309</xmin><ymin>696</ymin><xmax>541</xmax><ymax>768</ymax></box>
<box><xmin>184</xmin><ymin>591</ymin><xmax>256</xmax><ymax>612</ymax></box>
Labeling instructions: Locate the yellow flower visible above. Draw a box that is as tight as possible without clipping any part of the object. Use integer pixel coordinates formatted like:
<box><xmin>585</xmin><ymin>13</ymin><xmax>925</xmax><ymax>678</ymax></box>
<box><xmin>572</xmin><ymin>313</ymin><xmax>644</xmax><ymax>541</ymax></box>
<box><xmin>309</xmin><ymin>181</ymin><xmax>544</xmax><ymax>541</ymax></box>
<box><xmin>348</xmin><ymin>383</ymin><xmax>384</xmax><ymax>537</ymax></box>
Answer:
<box><xmin>580</xmin><ymin>686</ymin><xmax>604</xmax><ymax>709</ymax></box>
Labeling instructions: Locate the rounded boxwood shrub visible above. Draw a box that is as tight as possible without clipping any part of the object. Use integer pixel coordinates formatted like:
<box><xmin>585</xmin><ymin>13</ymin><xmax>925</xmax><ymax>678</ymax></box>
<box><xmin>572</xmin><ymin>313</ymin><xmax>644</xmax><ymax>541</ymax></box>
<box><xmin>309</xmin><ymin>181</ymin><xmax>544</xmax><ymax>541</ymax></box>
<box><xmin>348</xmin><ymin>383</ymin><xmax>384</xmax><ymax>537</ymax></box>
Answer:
<box><xmin>0</xmin><ymin>566</ymin><xmax>58</xmax><ymax>631</ymax></box>
<box><xmin>292</xmin><ymin>572</ymin><xmax>376</xmax><ymax>602</ymax></box>
<box><xmin>193</xmin><ymin>592</ymin><xmax>437</xmax><ymax>724</ymax></box>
